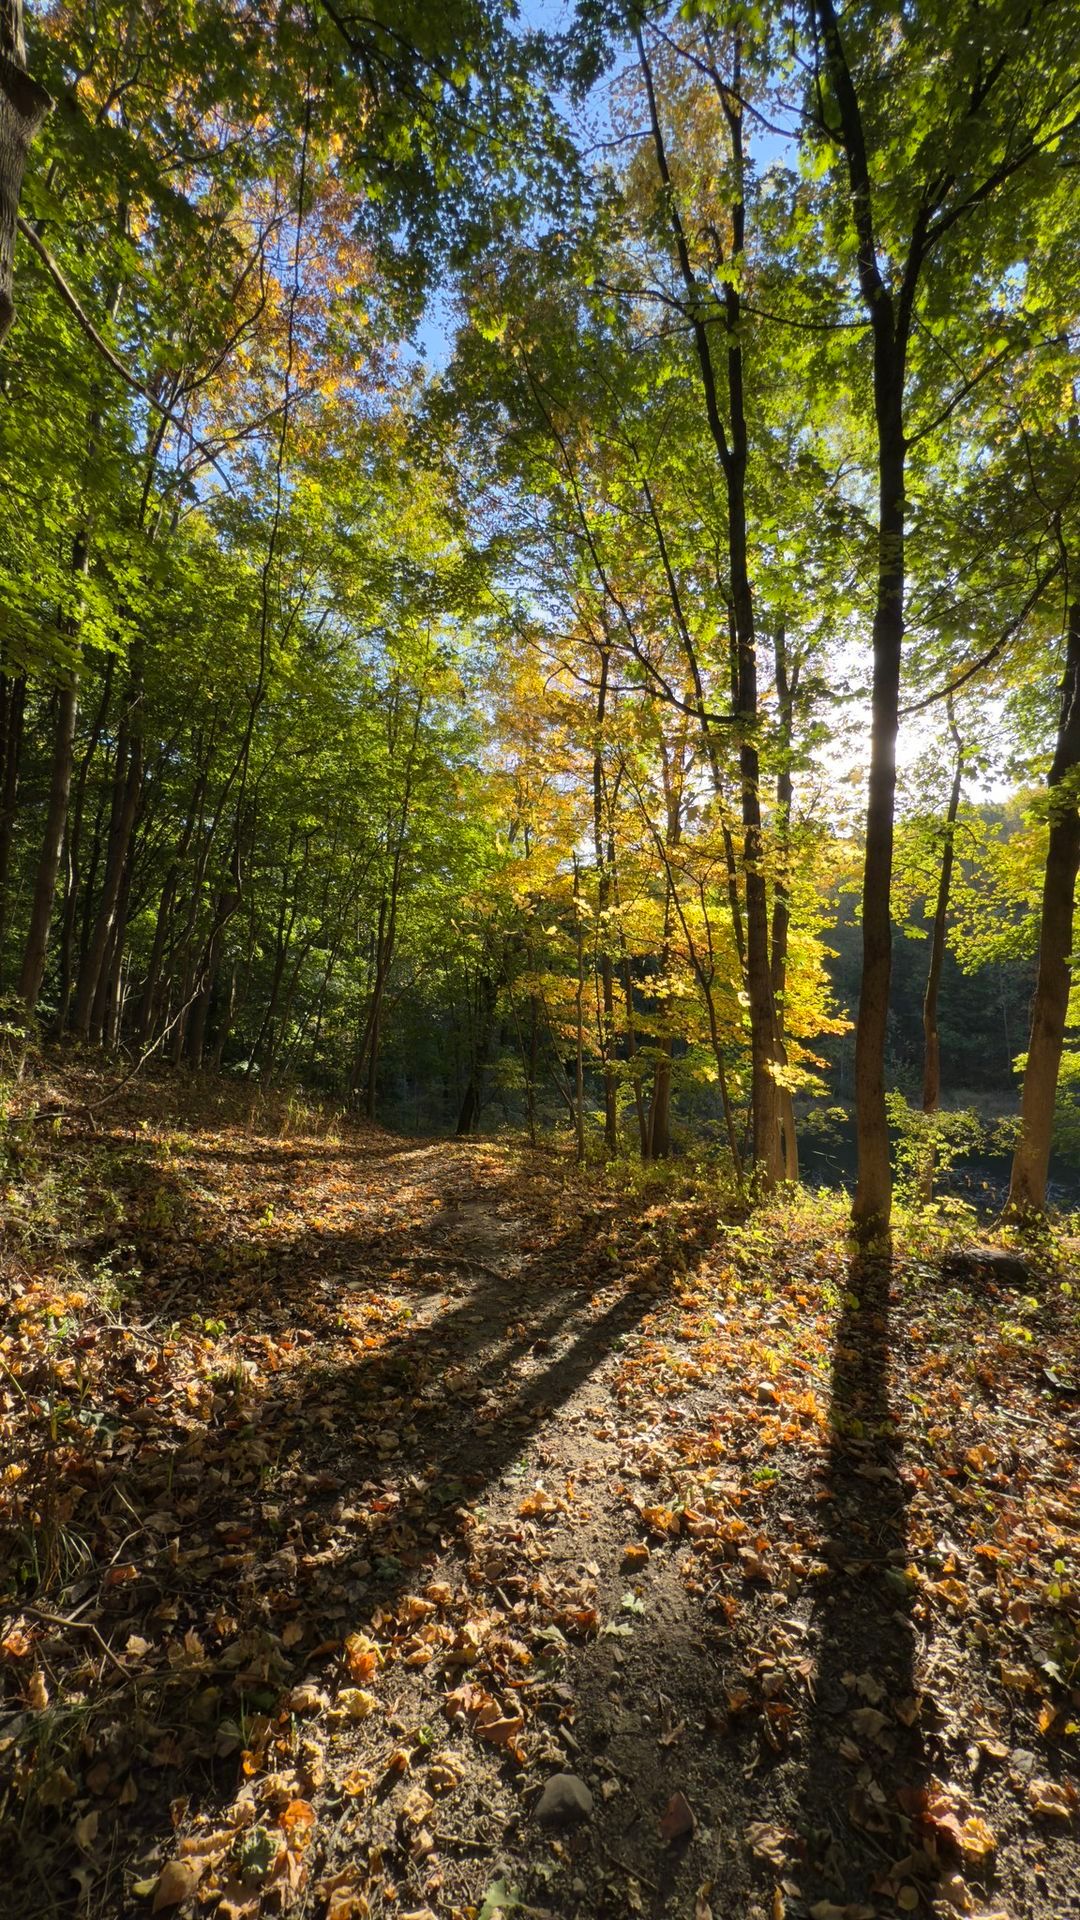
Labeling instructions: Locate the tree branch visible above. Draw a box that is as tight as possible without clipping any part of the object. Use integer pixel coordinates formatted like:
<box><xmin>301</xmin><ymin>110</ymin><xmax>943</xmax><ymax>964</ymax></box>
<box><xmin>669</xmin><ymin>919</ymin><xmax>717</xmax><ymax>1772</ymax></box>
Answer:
<box><xmin>15</xmin><ymin>216</ymin><xmax>232</xmax><ymax>487</ymax></box>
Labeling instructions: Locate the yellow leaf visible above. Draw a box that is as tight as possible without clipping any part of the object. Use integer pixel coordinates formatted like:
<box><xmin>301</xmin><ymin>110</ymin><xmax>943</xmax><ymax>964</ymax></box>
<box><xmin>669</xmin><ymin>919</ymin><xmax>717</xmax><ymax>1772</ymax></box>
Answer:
<box><xmin>152</xmin><ymin>1859</ymin><xmax>203</xmax><ymax>1910</ymax></box>
<box><xmin>959</xmin><ymin>1815</ymin><xmax>996</xmax><ymax>1861</ymax></box>
<box><xmin>1028</xmin><ymin>1777</ymin><xmax>1076</xmax><ymax>1818</ymax></box>
<box><xmin>338</xmin><ymin>1768</ymin><xmax>374</xmax><ymax>1798</ymax></box>
<box><xmin>333</xmin><ymin>1688</ymin><xmax>378</xmax><ymax>1721</ymax></box>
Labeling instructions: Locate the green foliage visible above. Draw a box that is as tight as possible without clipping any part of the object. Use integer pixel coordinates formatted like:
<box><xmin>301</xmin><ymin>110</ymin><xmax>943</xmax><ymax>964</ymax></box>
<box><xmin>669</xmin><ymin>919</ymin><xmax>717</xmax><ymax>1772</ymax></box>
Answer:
<box><xmin>885</xmin><ymin>1091</ymin><xmax>986</xmax><ymax>1210</ymax></box>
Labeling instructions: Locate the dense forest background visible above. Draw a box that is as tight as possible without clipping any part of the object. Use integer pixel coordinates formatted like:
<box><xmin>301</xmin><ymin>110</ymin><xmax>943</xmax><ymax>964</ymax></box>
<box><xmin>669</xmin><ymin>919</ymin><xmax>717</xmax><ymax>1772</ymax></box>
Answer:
<box><xmin>2</xmin><ymin>0</ymin><xmax>1079</xmax><ymax>1221</ymax></box>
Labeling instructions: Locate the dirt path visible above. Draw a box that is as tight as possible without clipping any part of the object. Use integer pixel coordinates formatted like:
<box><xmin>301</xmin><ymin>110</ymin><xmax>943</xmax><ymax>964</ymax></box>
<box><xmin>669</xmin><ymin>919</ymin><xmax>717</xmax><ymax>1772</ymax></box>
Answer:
<box><xmin>3</xmin><ymin>1085</ymin><xmax>1079</xmax><ymax>1920</ymax></box>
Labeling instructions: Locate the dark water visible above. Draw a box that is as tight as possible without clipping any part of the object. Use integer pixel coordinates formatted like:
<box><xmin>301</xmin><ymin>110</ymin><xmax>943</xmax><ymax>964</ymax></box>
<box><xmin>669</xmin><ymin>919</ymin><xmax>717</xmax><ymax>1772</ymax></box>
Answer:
<box><xmin>797</xmin><ymin>1111</ymin><xmax>1080</xmax><ymax>1215</ymax></box>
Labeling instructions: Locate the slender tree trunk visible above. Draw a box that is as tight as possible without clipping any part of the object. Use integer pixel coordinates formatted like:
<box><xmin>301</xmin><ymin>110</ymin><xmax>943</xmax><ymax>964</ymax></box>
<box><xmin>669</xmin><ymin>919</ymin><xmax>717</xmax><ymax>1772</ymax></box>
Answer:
<box><xmin>98</xmin><ymin>852</ymin><xmax>132</xmax><ymax>1048</ymax></box>
<box><xmin>814</xmin><ymin>0</ymin><xmax>925</xmax><ymax>1230</ymax></box>
<box><xmin>211</xmin><ymin>963</ymin><xmax>237</xmax><ymax>1070</ymax></box>
<box><xmin>592</xmin><ymin>646</ymin><xmax>618</xmax><ymax>1151</ymax></box>
<box><xmin>0</xmin><ymin>668</ymin><xmax>24</xmax><ymax>962</ymax></box>
<box><xmin>18</xmin><ymin>243</ymin><xmax>118</xmax><ymax>1013</ymax></box>
<box><xmin>573</xmin><ymin>858</ymin><xmax>586</xmax><ymax>1163</ymax></box>
<box><xmin>73</xmin><ymin>708</ymin><xmax>142</xmax><ymax>1035</ymax></box>
<box><xmin>188</xmin><ymin>895</ymin><xmax>231</xmax><ymax>1069</ymax></box>
<box><xmin>919</xmin><ymin>707</ymin><xmax>964</xmax><ymax>1198</ymax></box>
<box><xmin>57</xmin><ymin>657</ymin><xmax>114</xmax><ymax>1029</ymax></box>
<box><xmin>612</xmin><ymin>857</ymin><xmax>648</xmax><ymax>1155</ymax></box>
<box><xmin>1007</xmin><ymin>597</ymin><xmax>1080</xmax><ymax>1216</ymax></box>
<box><xmin>0</xmin><ymin>0</ymin><xmax>51</xmax><ymax>343</ymax></box>
<box><xmin>19</xmin><ymin>674</ymin><xmax>77</xmax><ymax>1010</ymax></box>
<box><xmin>853</xmin><ymin>402</ymin><xmax>905</xmax><ymax>1228</ymax></box>
<box><xmin>772</xmin><ymin>630</ymin><xmax>799</xmax><ymax>1182</ymax></box>
<box><xmin>138</xmin><ymin>864</ymin><xmax>176</xmax><ymax>1043</ymax></box>
<box><xmin>638</xmin><ymin>27</ymin><xmax>781</xmax><ymax>1182</ymax></box>
<box><xmin>456</xmin><ymin>962</ymin><xmax>502</xmax><ymax>1136</ymax></box>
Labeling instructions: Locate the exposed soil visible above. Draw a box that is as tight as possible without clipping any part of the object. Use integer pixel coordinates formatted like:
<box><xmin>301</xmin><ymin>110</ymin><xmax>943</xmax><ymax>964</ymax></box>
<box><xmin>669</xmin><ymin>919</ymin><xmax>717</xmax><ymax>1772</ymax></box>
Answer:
<box><xmin>1</xmin><ymin>1072</ymin><xmax>1079</xmax><ymax>1920</ymax></box>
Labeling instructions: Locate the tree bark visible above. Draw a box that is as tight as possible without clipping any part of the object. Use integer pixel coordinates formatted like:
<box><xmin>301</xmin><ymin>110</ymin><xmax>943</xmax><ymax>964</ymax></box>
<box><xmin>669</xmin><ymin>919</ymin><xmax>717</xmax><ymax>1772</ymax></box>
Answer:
<box><xmin>591</xmin><ymin>643</ymin><xmax>618</xmax><ymax>1151</ymax></box>
<box><xmin>72</xmin><ymin>698</ymin><xmax>143</xmax><ymax>1035</ymax></box>
<box><xmin>920</xmin><ymin>705</ymin><xmax>964</xmax><ymax>1198</ymax></box>
<box><xmin>814</xmin><ymin>0</ymin><xmax>923</xmax><ymax>1231</ymax></box>
<box><xmin>771</xmin><ymin>628</ymin><xmax>799</xmax><ymax>1182</ymax></box>
<box><xmin>456</xmin><ymin>960</ymin><xmax>502</xmax><ymax>1136</ymax></box>
<box><xmin>0</xmin><ymin>0</ymin><xmax>51</xmax><ymax>343</ymax></box>
<box><xmin>852</xmin><ymin>393</ymin><xmax>905</xmax><ymax>1229</ymax></box>
<box><xmin>572</xmin><ymin>858</ymin><xmax>587</xmax><ymax>1160</ymax></box>
<box><xmin>19</xmin><ymin>674</ymin><xmax>77</xmax><ymax>1010</ymax></box>
<box><xmin>1007</xmin><ymin>597</ymin><xmax>1080</xmax><ymax>1216</ymax></box>
<box><xmin>0</xmin><ymin>668</ymin><xmax>24</xmax><ymax>962</ymax></box>
<box><xmin>637</xmin><ymin>27</ymin><xmax>782</xmax><ymax>1183</ymax></box>
<box><xmin>56</xmin><ymin>657</ymin><xmax>114</xmax><ymax>1029</ymax></box>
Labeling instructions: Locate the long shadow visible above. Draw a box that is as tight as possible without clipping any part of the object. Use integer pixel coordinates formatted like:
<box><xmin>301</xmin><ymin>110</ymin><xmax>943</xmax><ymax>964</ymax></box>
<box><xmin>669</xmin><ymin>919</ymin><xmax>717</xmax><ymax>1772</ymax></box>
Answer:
<box><xmin>798</xmin><ymin>1247</ymin><xmax>927</xmax><ymax>1908</ymax></box>
<box><xmin>2</xmin><ymin>1164</ymin><xmax>664</xmax><ymax>1915</ymax></box>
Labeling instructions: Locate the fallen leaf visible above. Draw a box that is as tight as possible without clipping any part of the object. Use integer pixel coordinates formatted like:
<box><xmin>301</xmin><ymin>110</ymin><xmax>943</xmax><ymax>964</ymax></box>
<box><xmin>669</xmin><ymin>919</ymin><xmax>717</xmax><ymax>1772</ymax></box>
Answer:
<box><xmin>745</xmin><ymin>1821</ymin><xmax>793</xmax><ymax>1866</ymax></box>
<box><xmin>1027</xmin><ymin>1777</ymin><xmax>1076</xmax><ymax>1819</ymax></box>
<box><xmin>74</xmin><ymin>1810</ymin><xmax>99</xmax><ymax>1851</ymax></box>
<box><xmin>280</xmin><ymin>1799</ymin><xmax>316</xmax><ymax>1845</ymax></box>
<box><xmin>338</xmin><ymin>1768</ymin><xmax>374</xmax><ymax>1798</ymax></box>
<box><xmin>344</xmin><ymin>1631</ymin><xmax>382</xmax><ymax>1681</ymax></box>
<box><xmin>850</xmin><ymin>1706</ymin><xmax>888</xmax><ymax>1740</ymax></box>
<box><xmin>475</xmin><ymin>1701</ymin><xmax>525</xmax><ymax>1748</ymax></box>
<box><xmin>332</xmin><ymin>1687</ymin><xmax>378</xmax><ymax>1721</ymax></box>
<box><xmin>152</xmin><ymin>1860</ymin><xmax>203</xmax><ymax>1911</ymax></box>
<box><xmin>519</xmin><ymin>1486</ymin><xmax>561</xmax><ymax>1517</ymax></box>
<box><xmin>959</xmin><ymin>1815</ymin><xmax>996</xmax><ymax>1861</ymax></box>
<box><xmin>659</xmin><ymin>1791</ymin><xmax>695</xmax><ymax>1843</ymax></box>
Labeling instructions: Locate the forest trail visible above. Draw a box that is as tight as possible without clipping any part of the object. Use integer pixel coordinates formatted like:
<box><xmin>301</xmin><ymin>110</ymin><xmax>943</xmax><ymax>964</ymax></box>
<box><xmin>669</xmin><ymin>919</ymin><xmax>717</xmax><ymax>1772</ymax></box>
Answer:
<box><xmin>2</xmin><ymin>1075</ymin><xmax>1079</xmax><ymax>1920</ymax></box>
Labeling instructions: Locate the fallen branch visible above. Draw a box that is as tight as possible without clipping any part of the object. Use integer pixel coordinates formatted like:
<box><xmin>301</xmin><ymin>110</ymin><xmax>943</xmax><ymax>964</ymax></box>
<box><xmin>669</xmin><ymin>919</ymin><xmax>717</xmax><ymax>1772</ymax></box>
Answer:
<box><xmin>14</xmin><ymin>1603</ymin><xmax>128</xmax><ymax>1677</ymax></box>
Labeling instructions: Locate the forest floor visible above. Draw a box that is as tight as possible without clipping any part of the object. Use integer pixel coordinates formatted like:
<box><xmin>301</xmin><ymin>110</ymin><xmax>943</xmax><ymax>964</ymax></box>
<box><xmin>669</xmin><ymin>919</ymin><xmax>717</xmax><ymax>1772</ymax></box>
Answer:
<box><xmin>1</xmin><ymin>1068</ymin><xmax>1079</xmax><ymax>1920</ymax></box>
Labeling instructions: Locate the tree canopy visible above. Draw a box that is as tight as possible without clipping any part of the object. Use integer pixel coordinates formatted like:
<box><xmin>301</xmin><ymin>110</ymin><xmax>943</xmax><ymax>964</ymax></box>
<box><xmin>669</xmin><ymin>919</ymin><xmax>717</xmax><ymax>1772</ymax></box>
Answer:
<box><xmin>1</xmin><ymin>0</ymin><xmax>1079</xmax><ymax>1219</ymax></box>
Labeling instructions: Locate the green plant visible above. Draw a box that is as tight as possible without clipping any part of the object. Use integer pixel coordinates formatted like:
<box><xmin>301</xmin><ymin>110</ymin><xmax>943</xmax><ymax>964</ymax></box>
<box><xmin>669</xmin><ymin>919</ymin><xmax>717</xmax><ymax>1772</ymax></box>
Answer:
<box><xmin>885</xmin><ymin>1092</ymin><xmax>986</xmax><ymax>1209</ymax></box>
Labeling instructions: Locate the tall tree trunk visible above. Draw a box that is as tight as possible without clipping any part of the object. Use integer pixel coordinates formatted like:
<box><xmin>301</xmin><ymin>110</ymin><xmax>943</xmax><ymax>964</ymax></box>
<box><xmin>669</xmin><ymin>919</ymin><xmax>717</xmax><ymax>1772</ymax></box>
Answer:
<box><xmin>456</xmin><ymin>961</ymin><xmax>503</xmax><ymax>1136</ymax></box>
<box><xmin>853</xmin><ymin>399</ymin><xmax>905</xmax><ymax>1228</ymax></box>
<box><xmin>815</xmin><ymin>0</ymin><xmax>924</xmax><ymax>1231</ymax></box>
<box><xmin>211</xmin><ymin>963</ymin><xmax>237</xmax><ymax>1070</ymax></box>
<box><xmin>612</xmin><ymin>855</ymin><xmax>648</xmax><ymax>1155</ymax></box>
<box><xmin>1007</xmin><ymin>597</ymin><xmax>1080</xmax><ymax>1216</ymax></box>
<box><xmin>0</xmin><ymin>0</ymin><xmax>51</xmax><ymax>343</ymax></box>
<box><xmin>0</xmin><ymin>668</ymin><xmax>24</xmax><ymax>962</ymax></box>
<box><xmin>17</xmin><ymin>222</ymin><xmax>119</xmax><ymax>1015</ymax></box>
<box><xmin>592</xmin><ymin>645</ymin><xmax>618</xmax><ymax>1152</ymax></box>
<box><xmin>19</xmin><ymin>674</ymin><xmax>77</xmax><ymax>1010</ymax></box>
<box><xmin>919</xmin><ymin>706</ymin><xmax>964</xmax><ymax>1198</ymax></box>
<box><xmin>771</xmin><ymin>629</ymin><xmax>799</xmax><ymax>1182</ymax></box>
<box><xmin>73</xmin><ymin>704</ymin><xmax>142</xmax><ymax>1035</ymax></box>
<box><xmin>638</xmin><ymin>28</ymin><xmax>781</xmax><ymax>1183</ymax></box>
<box><xmin>56</xmin><ymin>657</ymin><xmax>114</xmax><ymax>1029</ymax></box>
<box><xmin>573</xmin><ymin>858</ymin><xmax>587</xmax><ymax>1162</ymax></box>
<box><xmin>137</xmin><ymin>863</ymin><xmax>176</xmax><ymax>1044</ymax></box>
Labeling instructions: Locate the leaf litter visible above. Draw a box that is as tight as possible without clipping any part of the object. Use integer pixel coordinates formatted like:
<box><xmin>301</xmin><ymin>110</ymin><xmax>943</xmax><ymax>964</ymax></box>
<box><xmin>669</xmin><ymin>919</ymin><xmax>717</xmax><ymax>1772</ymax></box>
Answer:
<box><xmin>0</xmin><ymin>1066</ymin><xmax>1077</xmax><ymax>1918</ymax></box>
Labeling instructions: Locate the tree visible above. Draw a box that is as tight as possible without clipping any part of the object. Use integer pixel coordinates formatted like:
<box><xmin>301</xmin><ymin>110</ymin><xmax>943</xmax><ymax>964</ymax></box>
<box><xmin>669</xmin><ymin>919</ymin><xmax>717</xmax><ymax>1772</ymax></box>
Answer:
<box><xmin>809</xmin><ymin>0</ymin><xmax>1080</xmax><ymax>1229</ymax></box>
<box><xmin>0</xmin><ymin>0</ymin><xmax>49</xmax><ymax>340</ymax></box>
<box><xmin>1008</xmin><ymin>590</ymin><xmax>1080</xmax><ymax>1213</ymax></box>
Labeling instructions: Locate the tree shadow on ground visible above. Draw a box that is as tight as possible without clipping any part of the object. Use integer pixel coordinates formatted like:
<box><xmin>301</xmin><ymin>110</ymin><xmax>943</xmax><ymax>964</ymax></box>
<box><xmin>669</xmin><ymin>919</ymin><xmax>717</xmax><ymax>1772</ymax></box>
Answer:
<box><xmin>2</xmin><ymin>1135</ymin><xmax>681</xmax><ymax>1915</ymax></box>
<box><xmin>797</xmin><ymin>1246</ymin><xmax>926</xmax><ymax>1908</ymax></box>
<box><xmin>501</xmin><ymin>1245</ymin><xmax>930</xmax><ymax>1919</ymax></box>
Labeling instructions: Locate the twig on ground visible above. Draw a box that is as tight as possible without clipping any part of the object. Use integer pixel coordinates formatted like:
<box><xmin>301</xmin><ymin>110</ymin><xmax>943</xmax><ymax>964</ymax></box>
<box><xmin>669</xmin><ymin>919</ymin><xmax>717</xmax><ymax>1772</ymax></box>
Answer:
<box><xmin>14</xmin><ymin>1603</ymin><xmax>129</xmax><ymax>1676</ymax></box>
